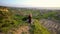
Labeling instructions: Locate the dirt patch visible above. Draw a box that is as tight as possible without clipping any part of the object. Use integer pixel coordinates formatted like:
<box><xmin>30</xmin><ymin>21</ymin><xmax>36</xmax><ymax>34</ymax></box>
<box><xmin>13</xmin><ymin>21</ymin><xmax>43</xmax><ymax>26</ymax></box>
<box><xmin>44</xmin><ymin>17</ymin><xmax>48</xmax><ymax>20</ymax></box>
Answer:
<box><xmin>13</xmin><ymin>25</ymin><xmax>30</xmax><ymax>34</ymax></box>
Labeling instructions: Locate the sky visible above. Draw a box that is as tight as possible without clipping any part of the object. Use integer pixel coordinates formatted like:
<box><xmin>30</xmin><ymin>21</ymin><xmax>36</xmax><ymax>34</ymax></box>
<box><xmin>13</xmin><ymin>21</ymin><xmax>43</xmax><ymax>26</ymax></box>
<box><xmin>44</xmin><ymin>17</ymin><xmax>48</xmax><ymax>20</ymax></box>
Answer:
<box><xmin>0</xmin><ymin>0</ymin><xmax>60</xmax><ymax>7</ymax></box>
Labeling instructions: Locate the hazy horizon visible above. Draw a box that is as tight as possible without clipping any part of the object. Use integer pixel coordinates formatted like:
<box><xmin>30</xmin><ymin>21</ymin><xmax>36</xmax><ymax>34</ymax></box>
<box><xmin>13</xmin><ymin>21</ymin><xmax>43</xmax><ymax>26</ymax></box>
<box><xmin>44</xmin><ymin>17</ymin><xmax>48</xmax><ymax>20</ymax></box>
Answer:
<box><xmin>0</xmin><ymin>0</ymin><xmax>60</xmax><ymax>7</ymax></box>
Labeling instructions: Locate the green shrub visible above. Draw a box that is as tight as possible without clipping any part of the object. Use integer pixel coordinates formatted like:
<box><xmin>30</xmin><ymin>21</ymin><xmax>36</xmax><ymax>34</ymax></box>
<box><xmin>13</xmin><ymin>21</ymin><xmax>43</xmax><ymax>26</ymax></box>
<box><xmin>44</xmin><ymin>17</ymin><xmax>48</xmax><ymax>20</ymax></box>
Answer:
<box><xmin>30</xmin><ymin>20</ymin><xmax>50</xmax><ymax>34</ymax></box>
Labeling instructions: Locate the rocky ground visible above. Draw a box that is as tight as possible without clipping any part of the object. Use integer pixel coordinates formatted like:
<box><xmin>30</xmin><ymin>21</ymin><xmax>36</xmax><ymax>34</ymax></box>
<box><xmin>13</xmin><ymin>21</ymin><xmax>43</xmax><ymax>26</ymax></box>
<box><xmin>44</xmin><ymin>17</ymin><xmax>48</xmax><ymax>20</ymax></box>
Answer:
<box><xmin>13</xmin><ymin>25</ymin><xmax>30</xmax><ymax>34</ymax></box>
<box><xmin>40</xmin><ymin>19</ymin><xmax>60</xmax><ymax>34</ymax></box>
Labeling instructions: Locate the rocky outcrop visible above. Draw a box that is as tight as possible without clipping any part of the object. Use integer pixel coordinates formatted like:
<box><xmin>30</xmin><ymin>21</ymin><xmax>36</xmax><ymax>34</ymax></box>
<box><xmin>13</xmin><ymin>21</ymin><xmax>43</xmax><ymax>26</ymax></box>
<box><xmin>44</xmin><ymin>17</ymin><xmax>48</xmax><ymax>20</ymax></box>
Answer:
<box><xmin>40</xmin><ymin>19</ymin><xmax>60</xmax><ymax>34</ymax></box>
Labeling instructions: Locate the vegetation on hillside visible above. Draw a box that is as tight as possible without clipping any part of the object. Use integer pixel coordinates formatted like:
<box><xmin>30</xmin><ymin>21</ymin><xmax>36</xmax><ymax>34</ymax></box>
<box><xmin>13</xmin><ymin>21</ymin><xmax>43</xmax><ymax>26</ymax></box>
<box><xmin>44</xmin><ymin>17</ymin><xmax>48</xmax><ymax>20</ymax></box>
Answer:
<box><xmin>30</xmin><ymin>20</ymin><xmax>50</xmax><ymax>34</ymax></box>
<box><xmin>0</xmin><ymin>6</ymin><xmax>60</xmax><ymax>34</ymax></box>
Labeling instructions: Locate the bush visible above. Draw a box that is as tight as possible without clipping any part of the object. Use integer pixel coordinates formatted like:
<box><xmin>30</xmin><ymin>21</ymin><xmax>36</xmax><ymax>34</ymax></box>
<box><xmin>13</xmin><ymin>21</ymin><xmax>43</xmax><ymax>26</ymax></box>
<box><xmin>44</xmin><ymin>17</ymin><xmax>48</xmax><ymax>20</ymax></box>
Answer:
<box><xmin>30</xmin><ymin>20</ymin><xmax>50</xmax><ymax>34</ymax></box>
